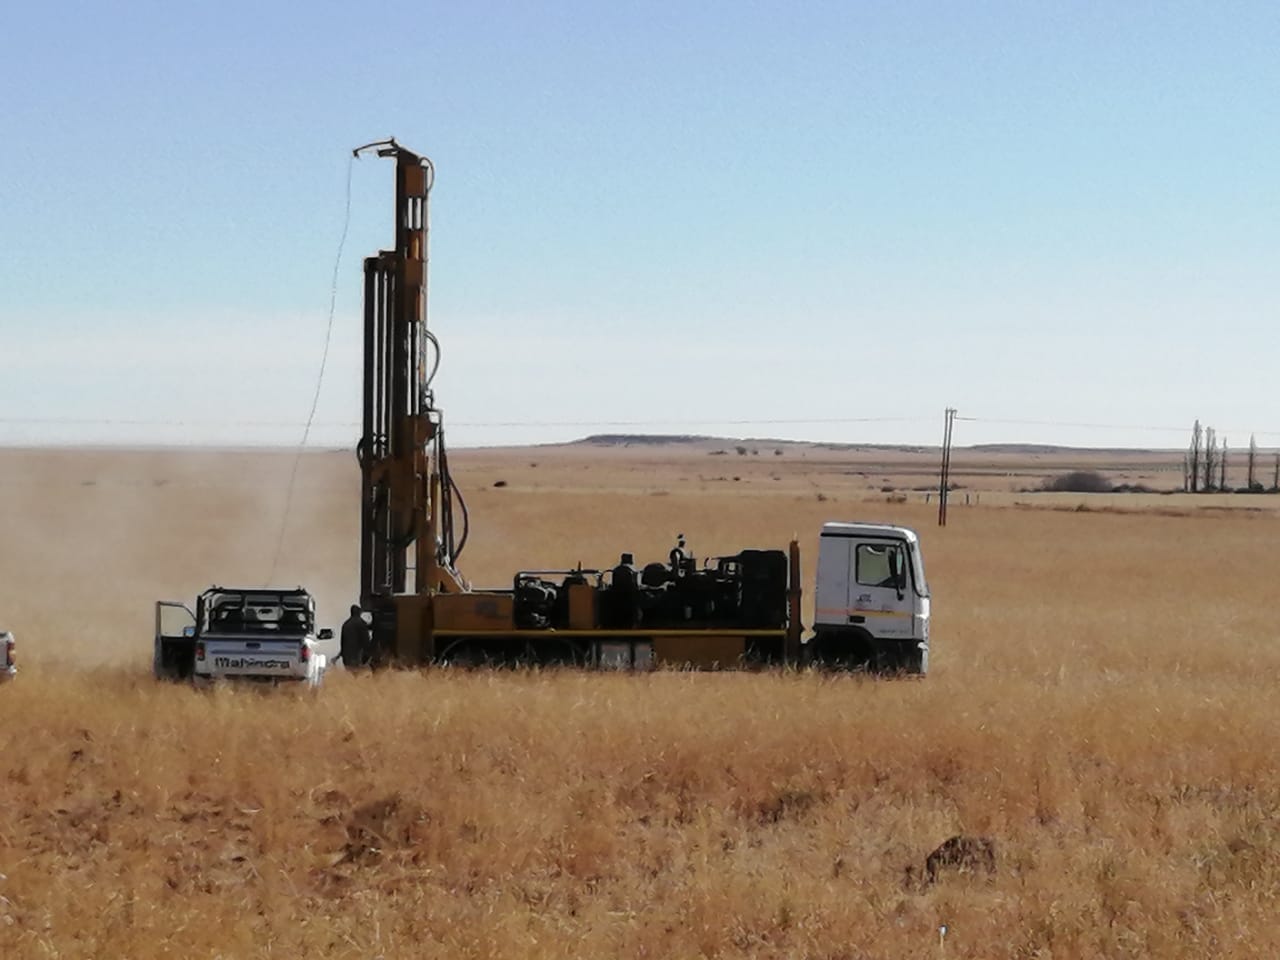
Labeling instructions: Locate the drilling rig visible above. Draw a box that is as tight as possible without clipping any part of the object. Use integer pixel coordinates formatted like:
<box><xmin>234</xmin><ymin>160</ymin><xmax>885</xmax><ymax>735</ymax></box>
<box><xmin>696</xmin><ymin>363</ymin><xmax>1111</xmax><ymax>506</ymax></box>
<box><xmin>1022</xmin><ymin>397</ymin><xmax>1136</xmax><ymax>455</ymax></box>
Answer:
<box><xmin>354</xmin><ymin>138</ymin><xmax>470</xmax><ymax>664</ymax></box>
<box><xmin>352</xmin><ymin>140</ymin><xmax>931</xmax><ymax>673</ymax></box>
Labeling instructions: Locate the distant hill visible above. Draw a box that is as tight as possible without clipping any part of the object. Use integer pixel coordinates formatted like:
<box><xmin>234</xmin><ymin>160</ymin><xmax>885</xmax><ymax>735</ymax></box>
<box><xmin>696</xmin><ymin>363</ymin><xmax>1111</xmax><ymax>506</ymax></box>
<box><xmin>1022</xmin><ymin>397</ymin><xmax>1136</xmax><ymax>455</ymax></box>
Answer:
<box><xmin>571</xmin><ymin>435</ymin><xmax>1178</xmax><ymax>455</ymax></box>
<box><xmin>575</xmin><ymin>434</ymin><xmax>932</xmax><ymax>452</ymax></box>
<box><xmin>578</xmin><ymin>434</ymin><xmax>715</xmax><ymax>446</ymax></box>
<box><xmin>571</xmin><ymin>435</ymin><xmax>938</xmax><ymax>455</ymax></box>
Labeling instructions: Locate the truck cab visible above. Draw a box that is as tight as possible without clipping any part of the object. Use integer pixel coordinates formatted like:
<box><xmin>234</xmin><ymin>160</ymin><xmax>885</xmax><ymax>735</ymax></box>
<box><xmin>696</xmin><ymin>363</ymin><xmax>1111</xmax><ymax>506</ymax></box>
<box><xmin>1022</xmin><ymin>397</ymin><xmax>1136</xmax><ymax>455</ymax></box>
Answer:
<box><xmin>810</xmin><ymin>522</ymin><xmax>930</xmax><ymax>674</ymax></box>
<box><xmin>154</xmin><ymin>587</ymin><xmax>331</xmax><ymax>687</ymax></box>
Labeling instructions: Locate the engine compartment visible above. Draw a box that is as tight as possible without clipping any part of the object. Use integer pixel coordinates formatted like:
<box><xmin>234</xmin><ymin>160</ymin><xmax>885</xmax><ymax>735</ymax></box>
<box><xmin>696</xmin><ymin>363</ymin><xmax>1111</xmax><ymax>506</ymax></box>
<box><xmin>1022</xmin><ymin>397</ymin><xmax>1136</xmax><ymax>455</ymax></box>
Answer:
<box><xmin>512</xmin><ymin>549</ymin><xmax>789</xmax><ymax>632</ymax></box>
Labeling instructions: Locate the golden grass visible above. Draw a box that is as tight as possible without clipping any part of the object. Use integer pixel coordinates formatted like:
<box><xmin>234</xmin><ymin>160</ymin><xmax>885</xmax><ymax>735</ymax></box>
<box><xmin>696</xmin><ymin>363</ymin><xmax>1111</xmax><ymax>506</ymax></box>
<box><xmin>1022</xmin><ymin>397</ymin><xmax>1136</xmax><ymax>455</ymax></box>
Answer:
<box><xmin>2</xmin><ymin>447</ymin><xmax>1280</xmax><ymax>957</ymax></box>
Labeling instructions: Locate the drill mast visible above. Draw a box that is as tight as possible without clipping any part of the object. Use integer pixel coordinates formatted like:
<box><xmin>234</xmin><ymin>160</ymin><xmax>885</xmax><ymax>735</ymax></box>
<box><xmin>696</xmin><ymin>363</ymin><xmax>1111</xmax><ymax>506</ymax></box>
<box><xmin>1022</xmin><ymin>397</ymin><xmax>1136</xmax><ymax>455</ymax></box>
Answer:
<box><xmin>355</xmin><ymin>139</ymin><xmax>466</xmax><ymax>661</ymax></box>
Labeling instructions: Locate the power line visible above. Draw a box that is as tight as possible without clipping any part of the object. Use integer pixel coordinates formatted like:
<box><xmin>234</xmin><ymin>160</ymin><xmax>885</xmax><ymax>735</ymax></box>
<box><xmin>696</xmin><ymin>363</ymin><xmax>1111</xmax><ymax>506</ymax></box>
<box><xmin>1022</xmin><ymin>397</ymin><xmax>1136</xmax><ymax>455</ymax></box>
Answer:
<box><xmin>0</xmin><ymin>417</ymin><xmax>360</xmax><ymax>427</ymax></box>
<box><xmin>959</xmin><ymin>416</ymin><xmax>1280</xmax><ymax>439</ymax></box>
<box><xmin>0</xmin><ymin>415</ymin><xmax>934</xmax><ymax>430</ymax></box>
<box><xmin>7</xmin><ymin>412</ymin><xmax>1280</xmax><ymax>439</ymax></box>
<box><xmin>453</xmin><ymin>416</ymin><xmax>930</xmax><ymax>429</ymax></box>
<box><xmin>959</xmin><ymin>416</ymin><xmax>1186</xmax><ymax>433</ymax></box>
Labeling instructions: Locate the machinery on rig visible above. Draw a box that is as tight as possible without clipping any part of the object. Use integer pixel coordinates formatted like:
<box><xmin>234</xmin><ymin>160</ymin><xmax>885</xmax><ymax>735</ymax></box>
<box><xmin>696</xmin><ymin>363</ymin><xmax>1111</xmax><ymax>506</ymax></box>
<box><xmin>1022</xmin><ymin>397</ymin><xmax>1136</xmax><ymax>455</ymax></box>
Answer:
<box><xmin>352</xmin><ymin>139</ymin><xmax>930</xmax><ymax>672</ymax></box>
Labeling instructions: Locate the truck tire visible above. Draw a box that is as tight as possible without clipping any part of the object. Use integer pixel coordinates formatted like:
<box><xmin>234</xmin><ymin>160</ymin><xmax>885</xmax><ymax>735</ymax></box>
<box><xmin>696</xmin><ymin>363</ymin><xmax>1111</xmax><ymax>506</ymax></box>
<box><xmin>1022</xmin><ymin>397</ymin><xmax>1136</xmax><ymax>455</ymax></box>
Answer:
<box><xmin>809</xmin><ymin>629</ymin><xmax>874</xmax><ymax>671</ymax></box>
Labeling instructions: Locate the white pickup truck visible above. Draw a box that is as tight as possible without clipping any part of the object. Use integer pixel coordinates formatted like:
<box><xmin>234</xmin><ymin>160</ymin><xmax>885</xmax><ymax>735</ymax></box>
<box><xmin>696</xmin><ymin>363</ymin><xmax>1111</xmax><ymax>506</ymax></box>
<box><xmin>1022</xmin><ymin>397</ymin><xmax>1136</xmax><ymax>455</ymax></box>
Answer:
<box><xmin>0</xmin><ymin>630</ymin><xmax>14</xmax><ymax>681</ymax></box>
<box><xmin>154</xmin><ymin>587</ymin><xmax>331</xmax><ymax>687</ymax></box>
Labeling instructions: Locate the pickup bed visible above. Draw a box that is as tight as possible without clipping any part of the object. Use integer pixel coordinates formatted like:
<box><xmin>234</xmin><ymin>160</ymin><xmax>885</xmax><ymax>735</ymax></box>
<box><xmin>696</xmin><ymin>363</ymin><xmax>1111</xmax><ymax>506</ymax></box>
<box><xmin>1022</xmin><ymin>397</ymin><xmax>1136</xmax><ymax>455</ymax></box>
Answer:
<box><xmin>154</xmin><ymin>587</ymin><xmax>330</xmax><ymax>687</ymax></box>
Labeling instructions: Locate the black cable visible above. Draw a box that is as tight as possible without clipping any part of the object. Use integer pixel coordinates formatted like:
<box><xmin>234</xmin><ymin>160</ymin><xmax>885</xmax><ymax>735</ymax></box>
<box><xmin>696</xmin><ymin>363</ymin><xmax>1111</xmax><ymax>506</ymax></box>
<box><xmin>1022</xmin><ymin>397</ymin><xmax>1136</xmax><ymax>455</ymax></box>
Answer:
<box><xmin>439</xmin><ymin>443</ymin><xmax>454</xmax><ymax>563</ymax></box>
<box><xmin>450</xmin><ymin>468</ymin><xmax>470</xmax><ymax>563</ymax></box>
<box><xmin>432</xmin><ymin>427</ymin><xmax>469</xmax><ymax>567</ymax></box>
<box><xmin>439</xmin><ymin>430</ymin><xmax>455</xmax><ymax>562</ymax></box>
<box><xmin>265</xmin><ymin>154</ymin><xmax>355</xmax><ymax>585</ymax></box>
<box><xmin>424</xmin><ymin>330</ymin><xmax>442</xmax><ymax>393</ymax></box>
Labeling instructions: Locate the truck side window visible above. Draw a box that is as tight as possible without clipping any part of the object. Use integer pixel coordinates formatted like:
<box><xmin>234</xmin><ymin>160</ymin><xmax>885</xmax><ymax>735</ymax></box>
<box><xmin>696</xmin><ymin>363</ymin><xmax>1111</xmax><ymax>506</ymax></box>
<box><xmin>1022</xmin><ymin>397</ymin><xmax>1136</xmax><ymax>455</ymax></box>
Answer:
<box><xmin>855</xmin><ymin>543</ymin><xmax>902</xmax><ymax>589</ymax></box>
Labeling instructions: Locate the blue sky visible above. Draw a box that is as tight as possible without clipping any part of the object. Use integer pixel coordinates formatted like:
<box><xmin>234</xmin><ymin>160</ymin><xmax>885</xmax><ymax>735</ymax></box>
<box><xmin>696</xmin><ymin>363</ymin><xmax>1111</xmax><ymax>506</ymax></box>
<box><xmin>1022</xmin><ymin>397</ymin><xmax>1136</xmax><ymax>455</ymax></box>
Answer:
<box><xmin>2</xmin><ymin>1</ymin><xmax>1277</xmax><ymax>448</ymax></box>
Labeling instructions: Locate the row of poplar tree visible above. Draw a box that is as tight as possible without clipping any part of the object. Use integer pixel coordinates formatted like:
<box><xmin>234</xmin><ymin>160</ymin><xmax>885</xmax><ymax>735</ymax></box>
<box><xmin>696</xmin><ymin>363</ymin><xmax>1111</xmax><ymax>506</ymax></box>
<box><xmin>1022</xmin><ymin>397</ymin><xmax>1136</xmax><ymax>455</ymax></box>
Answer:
<box><xmin>1184</xmin><ymin>420</ymin><xmax>1278</xmax><ymax>493</ymax></box>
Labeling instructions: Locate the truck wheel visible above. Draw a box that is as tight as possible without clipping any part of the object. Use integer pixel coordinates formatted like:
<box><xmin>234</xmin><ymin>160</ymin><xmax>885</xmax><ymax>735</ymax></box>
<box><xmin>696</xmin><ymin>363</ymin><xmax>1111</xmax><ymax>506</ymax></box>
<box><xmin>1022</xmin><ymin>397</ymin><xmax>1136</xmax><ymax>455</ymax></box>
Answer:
<box><xmin>440</xmin><ymin>640</ymin><xmax>489</xmax><ymax>668</ymax></box>
<box><xmin>533</xmin><ymin>639</ymin><xmax>587</xmax><ymax>668</ymax></box>
<box><xmin>809</xmin><ymin>632</ymin><xmax>873</xmax><ymax>672</ymax></box>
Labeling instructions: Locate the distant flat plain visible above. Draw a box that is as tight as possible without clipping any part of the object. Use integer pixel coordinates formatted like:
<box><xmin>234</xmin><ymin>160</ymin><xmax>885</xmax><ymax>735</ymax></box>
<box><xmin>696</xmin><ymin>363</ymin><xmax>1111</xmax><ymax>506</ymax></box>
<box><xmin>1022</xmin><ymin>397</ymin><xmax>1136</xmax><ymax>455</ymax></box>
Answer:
<box><xmin>1</xmin><ymin>440</ymin><xmax>1277</xmax><ymax>958</ymax></box>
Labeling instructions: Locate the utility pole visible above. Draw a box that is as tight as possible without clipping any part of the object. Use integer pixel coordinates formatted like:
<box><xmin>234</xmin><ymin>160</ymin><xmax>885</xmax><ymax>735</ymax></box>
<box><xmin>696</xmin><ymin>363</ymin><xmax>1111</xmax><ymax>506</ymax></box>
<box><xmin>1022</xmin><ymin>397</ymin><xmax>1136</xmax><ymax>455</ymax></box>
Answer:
<box><xmin>938</xmin><ymin>407</ymin><xmax>956</xmax><ymax>526</ymax></box>
<box><xmin>1221</xmin><ymin>437</ymin><xmax>1228</xmax><ymax>492</ymax></box>
<box><xmin>1248</xmin><ymin>434</ymin><xmax>1257</xmax><ymax>490</ymax></box>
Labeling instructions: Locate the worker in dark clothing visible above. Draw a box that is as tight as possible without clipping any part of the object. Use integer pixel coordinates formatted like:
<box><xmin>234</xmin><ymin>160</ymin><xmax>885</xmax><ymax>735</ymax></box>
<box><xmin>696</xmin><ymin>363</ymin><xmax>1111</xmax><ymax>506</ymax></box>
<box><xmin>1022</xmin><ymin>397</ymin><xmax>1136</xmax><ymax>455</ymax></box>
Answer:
<box><xmin>669</xmin><ymin>534</ymin><xmax>691</xmax><ymax>576</ymax></box>
<box><xmin>340</xmin><ymin>604</ymin><xmax>372</xmax><ymax>668</ymax></box>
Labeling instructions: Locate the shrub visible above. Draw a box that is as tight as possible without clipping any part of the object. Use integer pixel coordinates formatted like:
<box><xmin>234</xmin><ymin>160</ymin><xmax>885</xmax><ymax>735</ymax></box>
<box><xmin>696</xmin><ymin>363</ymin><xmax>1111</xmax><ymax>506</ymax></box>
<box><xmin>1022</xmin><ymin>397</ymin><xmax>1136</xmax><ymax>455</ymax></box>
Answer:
<box><xmin>1041</xmin><ymin>471</ymin><xmax>1112</xmax><ymax>493</ymax></box>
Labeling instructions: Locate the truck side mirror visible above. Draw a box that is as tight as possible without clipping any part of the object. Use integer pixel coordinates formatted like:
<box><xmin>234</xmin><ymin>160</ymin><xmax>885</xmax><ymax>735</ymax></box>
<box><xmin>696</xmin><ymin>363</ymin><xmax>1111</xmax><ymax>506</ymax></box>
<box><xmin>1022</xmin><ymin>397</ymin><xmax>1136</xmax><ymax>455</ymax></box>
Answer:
<box><xmin>318</xmin><ymin>628</ymin><xmax>334</xmax><ymax>640</ymax></box>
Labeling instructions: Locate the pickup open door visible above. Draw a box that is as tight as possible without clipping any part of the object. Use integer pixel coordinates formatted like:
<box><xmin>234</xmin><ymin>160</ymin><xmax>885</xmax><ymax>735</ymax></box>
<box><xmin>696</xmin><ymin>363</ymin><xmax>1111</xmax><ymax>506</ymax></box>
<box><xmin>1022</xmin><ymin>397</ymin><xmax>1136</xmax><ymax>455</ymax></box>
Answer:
<box><xmin>154</xmin><ymin>601</ymin><xmax>197</xmax><ymax>680</ymax></box>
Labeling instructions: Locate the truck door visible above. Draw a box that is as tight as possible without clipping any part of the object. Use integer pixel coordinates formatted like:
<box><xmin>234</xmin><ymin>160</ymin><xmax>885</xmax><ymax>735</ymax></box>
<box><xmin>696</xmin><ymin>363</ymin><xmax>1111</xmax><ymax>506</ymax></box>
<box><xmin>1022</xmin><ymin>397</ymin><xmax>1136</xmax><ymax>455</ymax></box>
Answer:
<box><xmin>154</xmin><ymin>601</ymin><xmax>197</xmax><ymax>680</ymax></box>
<box><xmin>814</xmin><ymin>534</ymin><xmax>853</xmax><ymax>628</ymax></box>
<box><xmin>849</xmin><ymin>540</ymin><xmax>913</xmax><ymax>638</ymax></box>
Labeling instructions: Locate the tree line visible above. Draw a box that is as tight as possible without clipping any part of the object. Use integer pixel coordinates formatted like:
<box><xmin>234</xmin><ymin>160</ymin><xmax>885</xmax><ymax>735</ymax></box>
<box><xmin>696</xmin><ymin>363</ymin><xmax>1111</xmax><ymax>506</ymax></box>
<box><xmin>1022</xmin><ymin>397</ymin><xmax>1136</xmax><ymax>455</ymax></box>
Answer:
<box><xmin>1184</xmin><ymin>420</ymin><xmax>1279</xmax><ymax>493</ymax></box>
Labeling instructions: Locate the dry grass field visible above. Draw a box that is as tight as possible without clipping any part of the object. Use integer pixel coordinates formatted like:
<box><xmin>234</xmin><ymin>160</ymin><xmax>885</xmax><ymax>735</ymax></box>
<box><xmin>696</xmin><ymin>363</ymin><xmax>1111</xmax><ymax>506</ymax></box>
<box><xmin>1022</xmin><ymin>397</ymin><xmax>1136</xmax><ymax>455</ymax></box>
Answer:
<box><xmin>2</xmin><ymin>443</ymin><xmax>1279</xmax><ymax>958</ymax></box>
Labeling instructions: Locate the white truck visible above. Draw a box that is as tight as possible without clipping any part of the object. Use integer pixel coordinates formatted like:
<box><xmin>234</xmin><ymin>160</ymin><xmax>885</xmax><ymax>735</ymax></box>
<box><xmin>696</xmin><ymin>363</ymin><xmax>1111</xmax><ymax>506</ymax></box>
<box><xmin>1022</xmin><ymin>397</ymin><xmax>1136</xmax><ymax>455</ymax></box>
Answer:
<box><xmin>154</xmin><ymin>587</ymin><xmax>331</xmax><ymax>687</ymax></box>
<box><xmin>809</xmin><ymin>522</ymin><xmax>931</xmax><ymax>674</ymax></box>
<box><xmin>0</xmin><ymin>630</ymin><xmax>14</xmax><ymax>681</ymax></box>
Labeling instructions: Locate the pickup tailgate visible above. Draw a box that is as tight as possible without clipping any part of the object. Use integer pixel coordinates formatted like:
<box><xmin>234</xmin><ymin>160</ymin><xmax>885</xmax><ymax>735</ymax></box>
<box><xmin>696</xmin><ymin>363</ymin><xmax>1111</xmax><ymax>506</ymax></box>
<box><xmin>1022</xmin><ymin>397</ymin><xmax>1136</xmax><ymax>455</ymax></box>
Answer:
<box><xmin>202</xmin><ymin>639</ymin><xmax>306</xmax><ymax>679</ymax></box>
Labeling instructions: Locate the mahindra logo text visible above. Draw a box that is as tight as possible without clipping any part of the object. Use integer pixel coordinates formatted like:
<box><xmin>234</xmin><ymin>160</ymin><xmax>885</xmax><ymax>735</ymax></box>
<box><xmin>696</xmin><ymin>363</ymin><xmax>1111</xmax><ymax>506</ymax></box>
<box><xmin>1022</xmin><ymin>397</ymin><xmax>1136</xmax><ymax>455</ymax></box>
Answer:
<box><xmin>213</xmin><ymin>656</ymin><xmax>294</xmax><ymax>670</ymax></box>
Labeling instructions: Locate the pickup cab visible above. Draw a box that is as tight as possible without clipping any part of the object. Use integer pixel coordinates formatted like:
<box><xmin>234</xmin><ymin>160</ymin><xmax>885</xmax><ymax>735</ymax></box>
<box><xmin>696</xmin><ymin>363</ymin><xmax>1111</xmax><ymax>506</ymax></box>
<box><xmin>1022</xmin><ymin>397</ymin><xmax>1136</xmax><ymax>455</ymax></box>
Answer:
<box><xmin>154</xmin><ymin>587</ymin><xmax>331</xmax><ymax>687</ymax></box>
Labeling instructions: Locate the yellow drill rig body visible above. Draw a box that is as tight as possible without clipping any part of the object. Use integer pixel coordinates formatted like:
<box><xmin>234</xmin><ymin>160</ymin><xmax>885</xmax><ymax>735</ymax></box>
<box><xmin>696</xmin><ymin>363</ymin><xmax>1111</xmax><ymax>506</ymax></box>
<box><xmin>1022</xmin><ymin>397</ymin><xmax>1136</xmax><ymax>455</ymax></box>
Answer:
<box><xmin>354</xmin><ymin>141</ymin><xmax>933</xmax><ymax>673</ymax></box>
